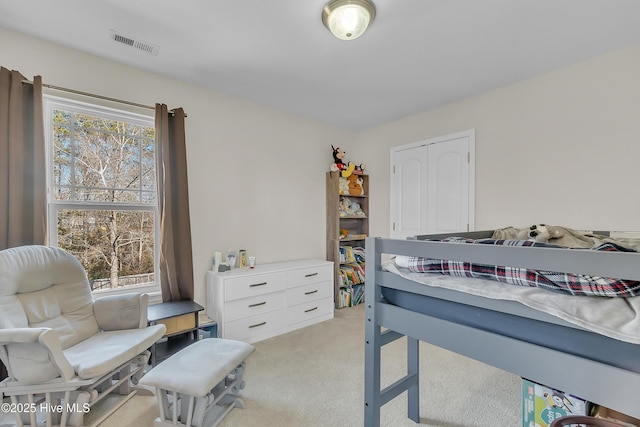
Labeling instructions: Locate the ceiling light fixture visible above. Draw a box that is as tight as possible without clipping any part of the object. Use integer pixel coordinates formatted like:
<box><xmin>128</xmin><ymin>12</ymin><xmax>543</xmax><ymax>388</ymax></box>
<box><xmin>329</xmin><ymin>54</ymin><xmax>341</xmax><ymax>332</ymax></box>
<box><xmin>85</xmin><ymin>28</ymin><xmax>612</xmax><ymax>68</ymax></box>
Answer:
<box><xmin>322</xmin><ymin>0</ymin><xmax>376</xmax><ymax>41</ymax></box>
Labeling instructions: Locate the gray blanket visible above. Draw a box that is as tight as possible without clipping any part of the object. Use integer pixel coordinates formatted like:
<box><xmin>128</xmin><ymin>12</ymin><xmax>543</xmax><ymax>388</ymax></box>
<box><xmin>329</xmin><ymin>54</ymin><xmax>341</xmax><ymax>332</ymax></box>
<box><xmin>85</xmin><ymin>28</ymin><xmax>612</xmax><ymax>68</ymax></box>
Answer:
<box><xmin>491</xmin><ymin>224</ymin><xmax>640</xmax><ymax>251</ymax></box>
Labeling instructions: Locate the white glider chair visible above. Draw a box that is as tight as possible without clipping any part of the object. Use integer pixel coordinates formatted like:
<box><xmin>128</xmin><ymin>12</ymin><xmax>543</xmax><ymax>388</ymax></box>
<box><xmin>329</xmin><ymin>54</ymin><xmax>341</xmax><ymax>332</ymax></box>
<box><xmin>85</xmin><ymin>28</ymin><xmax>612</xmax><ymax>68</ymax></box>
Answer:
<box><xmin>0</xmin><ymin>245</ymin><xmax>166</xmax><ymax>427</ymax></box>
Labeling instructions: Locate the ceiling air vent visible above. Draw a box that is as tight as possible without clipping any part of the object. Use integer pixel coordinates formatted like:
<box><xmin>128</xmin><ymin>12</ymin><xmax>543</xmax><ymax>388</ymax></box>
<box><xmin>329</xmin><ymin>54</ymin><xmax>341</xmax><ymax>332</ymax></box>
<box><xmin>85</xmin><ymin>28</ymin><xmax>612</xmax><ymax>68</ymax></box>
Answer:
<box><xmin>110</xmin><ymin>30</ymin><xmax>159</xmax><ymax>56</ymax></box>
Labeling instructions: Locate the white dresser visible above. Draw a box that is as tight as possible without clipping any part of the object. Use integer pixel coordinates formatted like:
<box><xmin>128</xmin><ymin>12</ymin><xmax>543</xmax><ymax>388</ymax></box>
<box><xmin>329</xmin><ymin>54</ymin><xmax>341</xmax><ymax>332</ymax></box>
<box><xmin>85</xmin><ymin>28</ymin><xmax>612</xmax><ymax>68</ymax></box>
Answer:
<box><xmin>206</xmin><ymin>259</ymin><xmax>334</xmax><ymax>343</ymax></box>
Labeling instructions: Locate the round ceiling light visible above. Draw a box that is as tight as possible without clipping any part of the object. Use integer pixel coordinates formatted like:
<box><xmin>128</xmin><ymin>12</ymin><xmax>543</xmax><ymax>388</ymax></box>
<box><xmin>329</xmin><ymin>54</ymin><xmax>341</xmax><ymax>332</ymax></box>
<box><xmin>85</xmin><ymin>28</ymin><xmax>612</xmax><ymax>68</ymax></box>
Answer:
<box><xmin>322</xmin><ymin>0</ymin><xmax>376</xmax><ymax>41</ymax></box>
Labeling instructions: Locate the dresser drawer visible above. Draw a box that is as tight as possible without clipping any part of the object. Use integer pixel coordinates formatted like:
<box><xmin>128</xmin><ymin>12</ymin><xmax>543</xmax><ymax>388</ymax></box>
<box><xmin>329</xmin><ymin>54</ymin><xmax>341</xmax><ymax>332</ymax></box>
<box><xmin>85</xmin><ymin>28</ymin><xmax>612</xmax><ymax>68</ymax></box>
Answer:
<box><xmin>287</xmin><ymin>281</ymin><xmax>333</xmax><ymax>307</ymax></box>
<box><xmin>224</xmin><ymin>271</ymin><xmax>287</xmax><ymax>301</ymax></box>
<box><xmin>225</xmin><ymin>291</ymin><xmax>285</xmax><ymax>322</ymax></box>
<box><xmin>287</xmin><ymin>298</ymin><xmax>333</xmax><ymax>326</ymax></box>
<box><xmin>287</xmin><ymin>264</ymin><xmax>332</xmax><ymax>288</ymax></box>
<box><xmin>224</xmin><ymin>310</ymin><xmax>287</xmax><ymax>342</ymax></box>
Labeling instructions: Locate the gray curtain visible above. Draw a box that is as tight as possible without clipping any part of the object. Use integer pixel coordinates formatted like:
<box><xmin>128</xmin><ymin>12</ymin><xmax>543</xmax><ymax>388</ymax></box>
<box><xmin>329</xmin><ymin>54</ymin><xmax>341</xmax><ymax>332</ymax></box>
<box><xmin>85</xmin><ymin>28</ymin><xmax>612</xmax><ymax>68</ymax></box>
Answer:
<box><xmin>0</xmin><ymin>67</ymin><xmax>46</xmax><ymax>250</ymax></box>
<box><xmin>0</xmin><ymin>67</ymin><xmax>46</xmax><ymax>381</ymax></box>
<box><xmin>155</xmin><ymin>104</ymin><xmax>194</xmax><ymax>302</ymax></box>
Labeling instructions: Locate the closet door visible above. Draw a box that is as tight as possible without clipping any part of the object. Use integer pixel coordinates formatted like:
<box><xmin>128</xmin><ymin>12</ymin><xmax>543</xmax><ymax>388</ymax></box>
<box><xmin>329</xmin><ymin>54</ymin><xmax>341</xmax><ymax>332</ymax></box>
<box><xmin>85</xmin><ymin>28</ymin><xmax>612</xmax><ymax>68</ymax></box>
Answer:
<box><xmin>426</xmin><ymin>138</ymin><xmax>469</xmax><ymax>234</ymax></box>
<box><xmin>390</xmin><ymin>145</ymin><xmax>429</xmax><ymax>240</ymax></box>
<box><xmin>390</xmin><ymin>130</ymin><xmax>474</xmax><ymax>239</ymax></box>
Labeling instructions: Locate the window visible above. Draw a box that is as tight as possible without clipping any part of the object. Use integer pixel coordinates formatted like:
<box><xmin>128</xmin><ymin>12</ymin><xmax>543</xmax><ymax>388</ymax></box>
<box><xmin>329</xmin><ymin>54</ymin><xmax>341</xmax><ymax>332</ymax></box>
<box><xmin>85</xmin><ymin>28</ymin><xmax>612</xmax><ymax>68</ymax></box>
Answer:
<box><xmin>44</xmin><ymin>96</ymin><xmax>159</xmax><ymax>295</ymax></box>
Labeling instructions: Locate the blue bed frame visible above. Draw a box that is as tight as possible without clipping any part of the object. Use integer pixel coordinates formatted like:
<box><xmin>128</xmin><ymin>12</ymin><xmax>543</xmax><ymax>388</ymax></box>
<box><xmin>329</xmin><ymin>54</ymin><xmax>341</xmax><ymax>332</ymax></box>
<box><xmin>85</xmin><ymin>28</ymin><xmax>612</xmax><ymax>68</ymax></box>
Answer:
<box><xmin>364</xmin><ymin>232</ymin><xmax>640</xmax><ymax>426</ymax></box>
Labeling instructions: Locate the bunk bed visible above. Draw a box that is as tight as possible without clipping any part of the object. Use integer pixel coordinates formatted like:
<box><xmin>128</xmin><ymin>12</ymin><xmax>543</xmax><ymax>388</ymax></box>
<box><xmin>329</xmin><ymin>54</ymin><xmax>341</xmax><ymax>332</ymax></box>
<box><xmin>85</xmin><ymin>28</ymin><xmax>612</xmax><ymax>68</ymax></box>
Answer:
<box><xmin>364</xmin><ymin>231</ymin><xmax>640</xmax><ymax>426</ymax></box>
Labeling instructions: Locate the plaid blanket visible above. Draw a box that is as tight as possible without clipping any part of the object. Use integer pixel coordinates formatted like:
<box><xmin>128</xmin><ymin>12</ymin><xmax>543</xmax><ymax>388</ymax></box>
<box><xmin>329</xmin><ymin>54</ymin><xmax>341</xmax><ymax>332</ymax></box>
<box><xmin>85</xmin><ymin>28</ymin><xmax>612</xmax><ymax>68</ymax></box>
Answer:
<box><xmin>403</xmin><ymin>238</ymin><xmax>640</xmax><ymax>297</ymax></box>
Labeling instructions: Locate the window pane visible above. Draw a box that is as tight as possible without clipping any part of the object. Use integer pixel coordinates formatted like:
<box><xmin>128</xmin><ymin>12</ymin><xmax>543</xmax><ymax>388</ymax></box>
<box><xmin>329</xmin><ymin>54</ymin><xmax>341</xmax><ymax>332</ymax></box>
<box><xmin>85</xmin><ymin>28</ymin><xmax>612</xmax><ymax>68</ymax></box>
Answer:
<box><xmin>56</xmin><ymin>209</ymin><xmax>155</xmax><ymax>291</ymax></box>
<box><xmin>141</xmin><ymin>137</ymin><xmax>156</xmax><ymax>191</ymax></box>
<box><xmin>52</xmin><ymin>124</ymin><xmax>73</xmax><ymax>192</ymax></box>
<box><xmin>51</xmin><ymin>109</ymin><xmax>155</xmax><ymax>204</ymax></box>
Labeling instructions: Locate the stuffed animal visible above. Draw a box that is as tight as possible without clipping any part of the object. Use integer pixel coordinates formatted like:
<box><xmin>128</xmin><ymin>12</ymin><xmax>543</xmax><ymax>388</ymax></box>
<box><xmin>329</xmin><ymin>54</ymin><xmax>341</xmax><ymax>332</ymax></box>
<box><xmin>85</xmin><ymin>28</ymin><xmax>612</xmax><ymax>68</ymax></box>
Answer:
<box><xmin>518</xmin><ymin>224</ymin><xmax>565</xmax><ymax>242</ymax></box>
<box><xmin>350</xmin><ymin>201</ymin><xmax>366</xmax><ymax>217</ymax></box>
<box><xmin>354</xmin><ymin>163</ymin><xmax>366</xmax><ymax>174</ymax></box>
<box><xmin>338</xmin><ymin>176</ymin><xmax>350</xmax><ymax>195</ymax></box>
<box><xmin>339</xmin><ymin>197</ymin><xmax>353</xmax><ymax>217</ymax></box>
<box><xmin>347</xmin><ymin>174</ymin><xmax>364</xmax><ymax>196</ymax></box>
<box><xmin>330</xmin><ymin>145</ymin><xmax>356</xmax><ymax>177</ymax></box>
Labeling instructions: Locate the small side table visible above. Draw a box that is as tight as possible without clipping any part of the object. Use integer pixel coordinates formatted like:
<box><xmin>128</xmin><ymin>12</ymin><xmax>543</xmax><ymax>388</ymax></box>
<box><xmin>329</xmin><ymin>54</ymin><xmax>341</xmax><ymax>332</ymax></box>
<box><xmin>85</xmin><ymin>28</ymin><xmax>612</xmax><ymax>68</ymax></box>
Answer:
<box><xmin>148</xmin><ymin>300</ymin><xmax>204</xmax><ymax>366</ymax></box>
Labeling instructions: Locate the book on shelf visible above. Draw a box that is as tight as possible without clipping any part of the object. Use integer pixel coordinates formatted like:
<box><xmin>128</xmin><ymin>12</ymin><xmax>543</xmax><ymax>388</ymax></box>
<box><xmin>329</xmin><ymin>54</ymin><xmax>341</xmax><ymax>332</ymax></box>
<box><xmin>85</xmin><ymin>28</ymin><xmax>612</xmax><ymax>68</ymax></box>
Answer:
<box><xmin>338</xmin><ymin>246</ymin><xmax>365</xmax><ymax>264</ymax></box>
<box><xmin>339</xmin><ymin>288</ymin><xmax>351</xmax><ymax>307</ymax></box>
<box><xmin>337</xmin><ymin>245</ymin><xmax>366</xmax><ymax>308</ymax></box>
<box><xmin>338</xmin><ymin>266</ymin><xmax>364</xmax><ymax>287</ymax></box>
<box><xmin>338</xmin><ymin>284</ymin><xmax>364</xmax><ymax>308</ymax></box>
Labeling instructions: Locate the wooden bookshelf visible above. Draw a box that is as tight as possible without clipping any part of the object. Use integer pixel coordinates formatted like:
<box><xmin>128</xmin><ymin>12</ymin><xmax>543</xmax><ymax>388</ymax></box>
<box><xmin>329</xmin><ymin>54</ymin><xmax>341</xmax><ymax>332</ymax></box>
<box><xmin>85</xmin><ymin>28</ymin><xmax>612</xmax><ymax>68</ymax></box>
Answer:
<box><xmin>326</xmin><ymin>171</ymin><xmax>368</xmax><ymax>308</ymax></box>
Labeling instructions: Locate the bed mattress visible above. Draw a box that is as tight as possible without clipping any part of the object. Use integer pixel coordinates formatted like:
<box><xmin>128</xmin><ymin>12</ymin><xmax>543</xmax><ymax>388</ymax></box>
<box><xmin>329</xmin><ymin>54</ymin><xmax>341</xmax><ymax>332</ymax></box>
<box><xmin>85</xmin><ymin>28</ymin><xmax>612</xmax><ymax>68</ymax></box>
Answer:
<box><xmin>383</xmin><ymin>260</ymin><xmax>640</xmax><ymax>345</ymax></box>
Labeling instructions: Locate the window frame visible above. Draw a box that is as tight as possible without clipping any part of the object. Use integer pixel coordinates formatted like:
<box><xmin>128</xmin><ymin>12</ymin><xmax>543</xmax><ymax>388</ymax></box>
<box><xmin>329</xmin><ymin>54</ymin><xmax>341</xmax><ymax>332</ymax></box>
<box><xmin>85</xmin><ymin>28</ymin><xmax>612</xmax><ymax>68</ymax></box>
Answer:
<box><xmin>43</xmin><ymin>95</ymin><xmax>161</xmax><ymax>298</ymax></box>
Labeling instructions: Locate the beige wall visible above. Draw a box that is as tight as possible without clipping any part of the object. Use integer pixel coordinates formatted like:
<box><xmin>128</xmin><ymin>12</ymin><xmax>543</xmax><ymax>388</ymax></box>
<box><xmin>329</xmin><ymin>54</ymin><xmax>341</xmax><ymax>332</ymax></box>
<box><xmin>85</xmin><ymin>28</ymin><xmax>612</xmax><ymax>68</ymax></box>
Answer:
<box><xmin>4</xmin><ymin>26</ymin><xmax>640</xmax><ymax>304</ymax></box>
<box><xmin>0</xmin><ymin>28</ymin><xmax>354</xmax><ymax>305</ymax></box>
<box><xmin>355</xmin><ymin>43</ymin><xmax>640</xmax><ymax>240</ymax></box>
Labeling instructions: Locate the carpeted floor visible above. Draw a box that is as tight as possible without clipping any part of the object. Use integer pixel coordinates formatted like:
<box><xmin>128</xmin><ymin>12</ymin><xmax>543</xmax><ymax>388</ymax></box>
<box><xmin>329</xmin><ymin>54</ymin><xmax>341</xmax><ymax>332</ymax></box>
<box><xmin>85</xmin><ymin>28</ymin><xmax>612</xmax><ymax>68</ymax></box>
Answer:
<box><xmin>95</xmin><ymin>304</ymin><xmax>521</xmax><ymax>427</ymax></box>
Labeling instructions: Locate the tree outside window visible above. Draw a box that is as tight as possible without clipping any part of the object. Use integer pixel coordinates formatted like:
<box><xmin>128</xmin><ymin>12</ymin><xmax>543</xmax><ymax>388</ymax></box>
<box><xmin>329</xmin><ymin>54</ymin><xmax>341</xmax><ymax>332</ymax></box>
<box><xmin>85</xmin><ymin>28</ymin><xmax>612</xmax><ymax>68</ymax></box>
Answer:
<box><xmin>45</xmin><ymin>97</ymin><xmax>159</xmax><ymax>293</ymax></box>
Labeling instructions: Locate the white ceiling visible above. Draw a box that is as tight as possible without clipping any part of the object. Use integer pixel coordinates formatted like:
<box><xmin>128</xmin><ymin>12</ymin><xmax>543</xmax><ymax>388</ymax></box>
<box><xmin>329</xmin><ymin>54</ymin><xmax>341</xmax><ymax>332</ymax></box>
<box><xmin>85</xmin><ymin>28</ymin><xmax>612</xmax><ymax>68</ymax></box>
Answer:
<box><xmin>1</xmin><ymin>0</ymin><xmax>640</xmax><ymax>131</ymax></box>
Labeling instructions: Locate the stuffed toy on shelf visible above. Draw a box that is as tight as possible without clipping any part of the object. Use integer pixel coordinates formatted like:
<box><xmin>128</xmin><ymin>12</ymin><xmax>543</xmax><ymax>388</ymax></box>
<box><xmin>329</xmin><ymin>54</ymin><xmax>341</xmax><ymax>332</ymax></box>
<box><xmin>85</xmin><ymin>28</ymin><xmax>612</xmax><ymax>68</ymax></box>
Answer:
<box><xmin>339</xmin><ymin>197</ymin><xmax>353</xmax><ymax>217</ymax></box>
<box><xmin>347</xmin><ymin>174</ymin><xmax>364</xmax><ymax>196</ymax></box>
<box><xmin>338</xmin><ymin>176</ymin><xmax>350</xmax><ymax>195</ymax></box>
<box><xmin>330</xmin><ymin>145</ymin><xmax>356</xmax><ymax>177</ymax></box>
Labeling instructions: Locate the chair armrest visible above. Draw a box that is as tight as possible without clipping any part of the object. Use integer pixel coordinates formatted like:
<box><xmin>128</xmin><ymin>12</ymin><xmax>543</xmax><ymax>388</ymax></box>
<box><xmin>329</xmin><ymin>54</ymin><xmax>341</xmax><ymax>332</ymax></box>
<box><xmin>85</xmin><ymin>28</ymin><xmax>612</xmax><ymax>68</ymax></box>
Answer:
<box><xmin>0</xmin><ymin>328</ymin><xmax>51</xmax><ymax>344</ymax></box>
<box><xmin>0</xmin><ymin>328</ymin><xmax>75</xmax><ymax>383</ymax></box>
<box><xmin>94</xmin><ymin>293</ymin><xmax>149</xmax><ymax>331</ymax></box>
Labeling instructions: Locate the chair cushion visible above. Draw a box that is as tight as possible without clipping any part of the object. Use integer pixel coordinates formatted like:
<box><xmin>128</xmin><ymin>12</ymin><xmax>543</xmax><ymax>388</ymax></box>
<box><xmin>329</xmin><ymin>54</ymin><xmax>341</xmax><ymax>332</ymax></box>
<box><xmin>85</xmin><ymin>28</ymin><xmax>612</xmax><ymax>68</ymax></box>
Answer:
<box><xmin>63</xmin><ymin>324</ymin><xmax>165</xmax><ymax>379</ymax></box>
<box><xmin>139</xmin><ymin>338</ymin><xmax>255</xmax><ymax>397</ymax></box>
<box><xmin>0</xmin><ymin>245</ymin><xmax>99</xmax><ymax>348</ymax></box>
<box><xmin>18</xmin><ymin>285</ymin><xmax>99</xmax><ymax>348</ymax></box>
<box><xmin>0</xmin><ymin>295</ymin><xmax>29</xmax><ymax>329</ymax></box>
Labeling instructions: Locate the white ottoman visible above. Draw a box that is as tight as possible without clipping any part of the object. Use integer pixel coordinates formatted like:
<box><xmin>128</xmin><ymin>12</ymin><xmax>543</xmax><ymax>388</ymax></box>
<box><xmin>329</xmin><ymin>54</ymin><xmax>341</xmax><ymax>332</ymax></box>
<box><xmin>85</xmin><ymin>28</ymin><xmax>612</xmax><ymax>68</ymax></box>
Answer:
<box><xmin>139</xmin><ymin>338</ymin><xmax>255</xmax><ymax>427</ymax></box>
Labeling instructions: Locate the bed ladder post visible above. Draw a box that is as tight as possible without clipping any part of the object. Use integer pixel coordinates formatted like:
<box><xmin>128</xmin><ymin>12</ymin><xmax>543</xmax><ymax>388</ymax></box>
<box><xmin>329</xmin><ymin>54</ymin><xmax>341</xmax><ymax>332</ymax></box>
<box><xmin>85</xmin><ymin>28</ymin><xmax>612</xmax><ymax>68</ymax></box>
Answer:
<box><xmin>364</xmin><ymin>302</ymin><xmax>382</xmax><ymax>427</ymax></box>
<box><xmin>364</xmin><ymin>237</ymin><xmax>382</xmax><ymax>427</ymax></box>
<box><xmin>407</xmin><ymin>337</ymin><xmax>420</xmax><ymax>422</ymax></box>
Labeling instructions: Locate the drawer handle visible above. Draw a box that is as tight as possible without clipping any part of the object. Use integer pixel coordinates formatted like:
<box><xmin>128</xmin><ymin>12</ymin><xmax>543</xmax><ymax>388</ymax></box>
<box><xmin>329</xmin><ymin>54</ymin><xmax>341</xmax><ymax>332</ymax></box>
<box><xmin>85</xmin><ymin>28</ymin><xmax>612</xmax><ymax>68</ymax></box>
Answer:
<box><xmin>304</xmin><ymin>306</ymin><xmax>318</xmax><ymax>313</ymax></box>
<box><xmin>249</xmin><ymin>301</ymin><xmax>266</xmax><ymax>308</ymax></box>
<box><xmin>305</xmin><ymin>290</ymin><xmax>318</xmax><ymax>295</ymax></box>
<box><xmin>249</xmin><ymin>321</ymin><xmax>267</xmax><ymax>329</ymax></box>
<box><xmin>304</xmin><ymin>272</ymin><xmax>318</xmax><ymax>277</ymax></box>
<box><xmin>250</xmin><ymin>282</ymin><xmax>268</xmax><ymax>287</ymax></box>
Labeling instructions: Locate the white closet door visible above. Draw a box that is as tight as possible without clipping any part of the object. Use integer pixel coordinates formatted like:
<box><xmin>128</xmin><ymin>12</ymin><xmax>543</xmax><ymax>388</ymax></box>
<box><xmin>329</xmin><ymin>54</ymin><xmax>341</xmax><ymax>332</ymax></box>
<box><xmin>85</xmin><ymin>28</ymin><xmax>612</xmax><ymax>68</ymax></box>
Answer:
<box><xmin>426</xmin><ymin>138</ymin><xmax>469</xmax><ymax>234</ymax></box>
<box><xmin>390</xmin><ymin>145</ymin><xmax>429</xmax><ymax>240</ymax></box>
<box><xmin>390</xmin><ymin>130</ymin><xmax>474</xmax><ymax>239</ymax></box>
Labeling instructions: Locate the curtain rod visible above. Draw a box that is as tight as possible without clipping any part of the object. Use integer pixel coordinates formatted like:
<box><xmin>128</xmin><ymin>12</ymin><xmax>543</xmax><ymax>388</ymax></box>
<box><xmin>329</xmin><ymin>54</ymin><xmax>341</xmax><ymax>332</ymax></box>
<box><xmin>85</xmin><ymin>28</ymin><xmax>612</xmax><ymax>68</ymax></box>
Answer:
<box><xmin>21</xmin><ymin>79</ymin><xmax>187</xmax><ymax>117</ymax></box>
